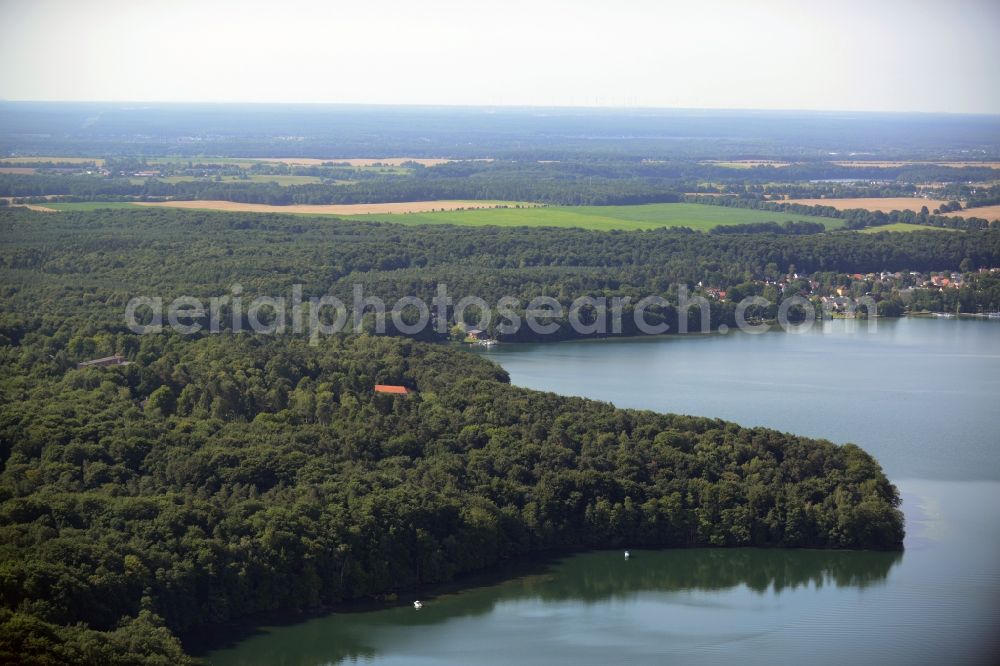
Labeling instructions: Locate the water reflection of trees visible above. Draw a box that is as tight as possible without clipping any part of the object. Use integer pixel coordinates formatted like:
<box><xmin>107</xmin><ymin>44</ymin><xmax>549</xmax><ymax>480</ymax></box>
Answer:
<box><xmin>208</xmin><ymin>547</ymin><xmax>901</xmax><ymax>665</ymax></box>
<box><xmin>519</xmin><ymin>547</ymin><xmax>901</xmax><ymax>602</ymax></box>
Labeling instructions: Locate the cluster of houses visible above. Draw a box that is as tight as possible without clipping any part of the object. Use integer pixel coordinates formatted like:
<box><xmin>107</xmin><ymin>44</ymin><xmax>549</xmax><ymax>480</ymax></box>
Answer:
<box><xmin>700</xmin><ymin>267</ymin><xmax>995</xmax><ymax>306</ymax></box>
<box><xmin>696</xmin><ymin>267</ymin><xmax>1000</xmax><ymax>317</ymax></box>
<box><xmin>927</xmin><ymin>274</ymin><xmax>961</xmax><ymax>288</ymax></box>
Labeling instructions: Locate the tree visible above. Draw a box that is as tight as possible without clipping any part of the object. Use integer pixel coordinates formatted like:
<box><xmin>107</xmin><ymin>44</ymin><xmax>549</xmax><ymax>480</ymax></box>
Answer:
<box><xmin>145</xmin><ymin>386</ymin><xmax>175</xmax><ymax>417</ymax></box>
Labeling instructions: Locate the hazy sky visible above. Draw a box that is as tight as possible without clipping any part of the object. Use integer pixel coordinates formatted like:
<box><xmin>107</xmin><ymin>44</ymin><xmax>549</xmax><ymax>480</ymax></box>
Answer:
<box><xmin>1</xmin><ymin>0</ymin><xmax>999</xmax><ymax>113</ymax></box>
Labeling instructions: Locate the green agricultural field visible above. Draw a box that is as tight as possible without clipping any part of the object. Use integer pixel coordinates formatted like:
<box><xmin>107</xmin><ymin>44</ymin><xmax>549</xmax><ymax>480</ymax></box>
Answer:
<box><xmin>34</xmin><ymin>201</ymin><xmax>844</xmax><ymax>231</ymax></box>
<box><xmin>858</xmin><ymin>223</ymin><xmax>961</xmax><ymax>234</ymax></box>
<box><xmin>349</xmin><ymin>203</ymin><xmax>844</xmax><ymax>231</ymax></box>
<box><xmin>143</xmin><ymin>156</ymin><xmax>258</xmax><ymax>168</ymax></box>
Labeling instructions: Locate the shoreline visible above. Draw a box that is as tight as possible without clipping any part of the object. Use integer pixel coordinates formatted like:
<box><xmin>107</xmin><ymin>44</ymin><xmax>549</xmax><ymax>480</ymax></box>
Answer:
<box><xmin>187</xmin><ymin>539</ymin><xmax>906</xmax><ymax>657</ymax></box>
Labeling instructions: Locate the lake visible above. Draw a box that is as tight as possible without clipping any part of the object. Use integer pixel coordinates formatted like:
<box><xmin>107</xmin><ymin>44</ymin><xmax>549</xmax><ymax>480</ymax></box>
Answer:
<box><xmin>205</xmin><ymin>318</ymin><xmax>1000</xmax><ymax>665</ymax></box>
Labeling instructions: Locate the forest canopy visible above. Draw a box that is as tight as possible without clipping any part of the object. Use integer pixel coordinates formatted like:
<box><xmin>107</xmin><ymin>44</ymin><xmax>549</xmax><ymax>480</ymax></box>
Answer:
<box><xmin>0</xmin><ymin>206</ymin><xmax>922</xmax><ymax>662</ymax></box>
<box><xmin>1</xmin><ymin>333</ymin><xmax>904</xmax><ymax>664</ymax></box>
<box><xmin>2</xmin><ymin>206</ymin><xmax>998</xmax><ymax>343</ymax></box>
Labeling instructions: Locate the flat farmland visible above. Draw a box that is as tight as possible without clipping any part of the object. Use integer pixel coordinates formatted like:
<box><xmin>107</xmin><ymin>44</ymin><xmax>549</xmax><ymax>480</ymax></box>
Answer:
<box><xmin>0</xmin><ymin>155</ymin><xmax>452</xmax><ymax>168</ymax></box>
<box><xmin>780</xmin><ymin>197</ymin><xmax>999</xmax><ymax>221</ymax></box>
<box><xmin>830</xmin><ymin>160</ymin><xmax>1000</xmax><ymax>169</ymax></box>
<box><xmin>32</xmin><ymin>200</ymin><xmax>843</xmax><ymax>231</ymax></box>
<box><xmin>351</xmin><ymin>203</ymin><xmax>844</xmax><ymax>231</ymax></box>
<box><xmin>5</xmin><ymin>202</ymin><xmax>59</xmax><ymax>212</ymax></box>
<box><xmin>129</xmin><ymin>200</ymin><xmax>526</xmax><ymax>215</ymax></box>
<box><xmin>37</xmin><ymin>200</ymin><xmax>523</xmax><ymax>214</ymax></box>
<box><xmin>781</xmin><ymin>197</ymin><xmax>949</xmax><ymax>213</ymax></box>
<box><xmin>700</xmin><ymin>160</ymin><xmax>792</xmax><ymax>169</ymax></box>
<box><xmin>143</xmin><ymin>156</ymin><xmax>258</xmax><ymax>168</ymax></box>
<box><xmin>250</xmin><ymin>157</ymin><xmax>455</xmax><ymax>167</ymax></box>
<box><xmin>944</xmin><ymin>205</ymin><xmax>1000</xmax><ymax>222</ymax></box>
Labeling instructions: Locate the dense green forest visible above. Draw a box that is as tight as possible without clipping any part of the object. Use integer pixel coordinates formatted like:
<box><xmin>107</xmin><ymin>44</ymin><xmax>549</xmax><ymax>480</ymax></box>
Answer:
<box><xmin>0</xmin><ymin>332</ymin><xmax>904</xmax><ymax>664</ymax></box>
<box><xmin>0</xmin><ymin>170</ymin><xmax>686</xmax><ymax>207</ymax></box>
<box><xmin>2</xmin><ymin>207</ymin><xmax>998</xmax><ymax>341</ymax></box>
<box><xmin>0</xmin><ymin>205</ymin><xmax>946</xmax><ymax>662</ymax></box>
<box><xmin>3</xmin><ymin>156</ymin><xmax>999</xmax><ymax>208</ymax></box>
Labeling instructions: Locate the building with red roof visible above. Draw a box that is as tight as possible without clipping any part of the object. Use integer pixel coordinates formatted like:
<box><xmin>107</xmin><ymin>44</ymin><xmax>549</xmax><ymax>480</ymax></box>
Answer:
<box><xmin>374</xmin><ymin>384</ymin><xmax>411</xmax><ymax>395</ymax></box>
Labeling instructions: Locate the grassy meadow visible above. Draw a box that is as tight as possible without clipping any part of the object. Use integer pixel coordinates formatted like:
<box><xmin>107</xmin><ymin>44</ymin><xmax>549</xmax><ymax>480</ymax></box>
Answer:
<box><xmin>348</xmin><ymin>203</ymin><xmax>844</xmax><ymax>231</ymax></box>
<box><xmin>32</xmin><ymin>201</ymin><xmax>844</xmax><ymax>231</ymax></box>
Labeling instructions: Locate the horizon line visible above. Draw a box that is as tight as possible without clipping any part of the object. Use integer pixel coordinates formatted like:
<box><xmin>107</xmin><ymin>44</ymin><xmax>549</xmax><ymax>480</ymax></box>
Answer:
<box><xmin>2</xmin><ymin>99</ymin><xmax>999</xmax><ymax>118</ymax></box>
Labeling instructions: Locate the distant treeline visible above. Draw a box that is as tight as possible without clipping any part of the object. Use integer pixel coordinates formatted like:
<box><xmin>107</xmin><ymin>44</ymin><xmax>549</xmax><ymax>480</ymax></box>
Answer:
<box><xmin>3</xmin><ymin>207</ymin><xmax>999</xmax><ymax>343</ymax></box>
<box><xmin>422</xmin><ymin>158</ymin><xmax>1000</xmax><ymax>185</ymax></box>
<box><xmin>709</xmin><ymin>220</ymin><xmax>827</xmax><ymax>235</ymax></box>
<box><xmin>3</xmin><ymin>103</ymin><xmax>998</xmax><ymax>160</ymax></box>
<box><xmin>3</xmin><ymin>156</ymin><xmax>1000</xmax><ymax>207</ymax></box>
<box><xmin>965</xmin><ymin>190</ymin><xmax>1000</xmax><ymax>209</ymax></box>
<box><xmin>0</xmin><ymin>172</ymin><xmax>683</xmax><ymax>206</ymax></box>
<box><xmin>734</xmin><ymin>182</ymin><xmax>998</xmax><ymax>205</ymax></box>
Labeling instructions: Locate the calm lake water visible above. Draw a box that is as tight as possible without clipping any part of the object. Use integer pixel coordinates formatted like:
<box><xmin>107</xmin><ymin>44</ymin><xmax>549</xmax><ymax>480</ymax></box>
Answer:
<box><xmin>206</xmin><ymin>318</ymin><xmax>1000</xmax><ymax>665</ymax></box>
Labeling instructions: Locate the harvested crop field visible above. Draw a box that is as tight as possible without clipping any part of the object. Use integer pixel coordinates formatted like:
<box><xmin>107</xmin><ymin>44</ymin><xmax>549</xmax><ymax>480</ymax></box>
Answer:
<box><xmin>830</xmin><ymin>160</ymin><xmax>1000</xmax><ymax>169</ymax></box>
<box><xmin>5</xmin><ymin>202</ymin><xmax>58</xmax><ymax>212</ymax></box>
<box><xmin>944</xmin><ymin>205</ymin><xmax>1000</xmax><ymax>222</ymax></box>
<box><xmin>253</xmin><ymin>157</ymin><xmax>456</xmax><ymax>167</ymax></box>
<box><xmin>700</xmin><ymin>160</ymin><xmax>791</xmax><ymax>168</ymax></box>
<box><xmin>131</xmin><ymin>200</ymin><xmax>524</xmax><ymax>215</ymax></box>
<box><xmin>780</xmin><ymin>197</ymin><xmax>948</xmax><ymax>213</ymax></box>
<box><xmin>0</xmin><ymin>167</ymin><xmax>38</xmax><ymax>174</ymax></box>
<box><xmin>779</xmin><ymin>197</ymin><xmax>1000</xmax><ymax>221</ymax></box>
<box><xmin>31</xmin><ymin>201</ymin><xmax>843</xmax><ymax>232</ymax></box>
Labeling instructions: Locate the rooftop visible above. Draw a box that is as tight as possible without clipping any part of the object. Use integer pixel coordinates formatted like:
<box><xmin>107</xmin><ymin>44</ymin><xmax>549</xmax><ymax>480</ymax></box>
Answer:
<box><xmin>374</xmin><ymin>384</ymin><xmax>411</xmax><ymax>395</ymax></box>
